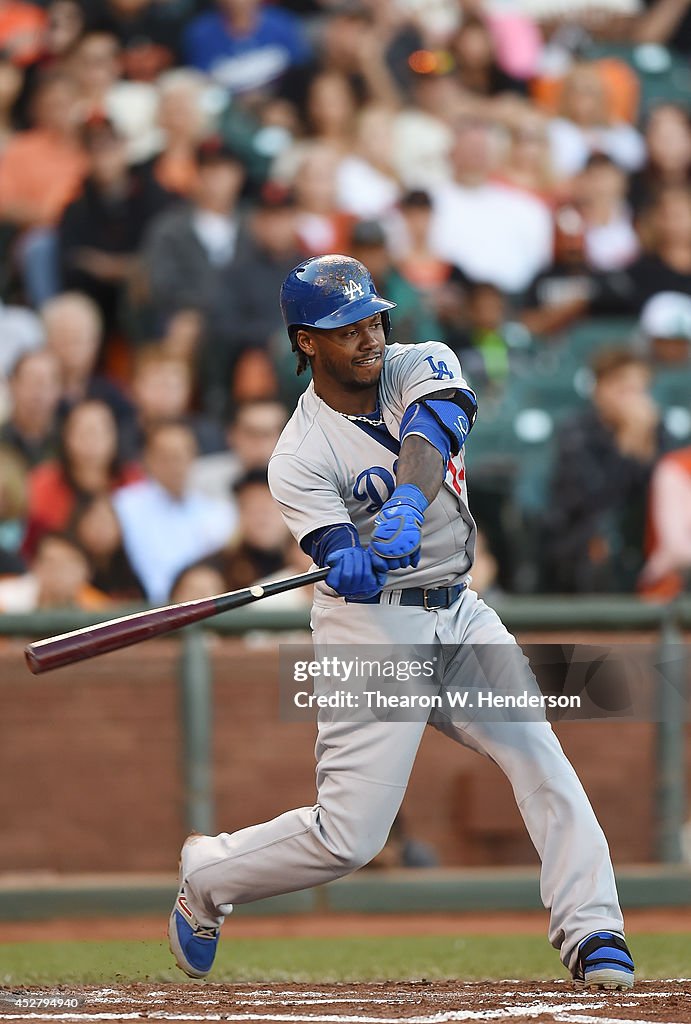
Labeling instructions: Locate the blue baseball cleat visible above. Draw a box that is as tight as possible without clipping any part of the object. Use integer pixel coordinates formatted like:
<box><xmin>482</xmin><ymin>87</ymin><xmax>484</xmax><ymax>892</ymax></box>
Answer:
<box><xmin>168</xmin><ymin>836</ymin><xmax>224</xmax><ymax>979</ymax></box>
<box><xmin>168</xmin><ymin>889</ymin><xmax>220</xmax><ymax>979</ymax></box>
<box><xmin>573</xmin><ymin>931</ymin><xmax>635</xmax><ymax>990</ymax></box>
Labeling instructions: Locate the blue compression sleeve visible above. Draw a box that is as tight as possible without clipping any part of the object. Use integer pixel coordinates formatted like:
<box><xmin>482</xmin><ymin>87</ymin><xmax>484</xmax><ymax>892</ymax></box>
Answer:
<box><xmin>301</xmin><ymin>523</ymin><xmax>360</xmax><ymax>566</ymax></box>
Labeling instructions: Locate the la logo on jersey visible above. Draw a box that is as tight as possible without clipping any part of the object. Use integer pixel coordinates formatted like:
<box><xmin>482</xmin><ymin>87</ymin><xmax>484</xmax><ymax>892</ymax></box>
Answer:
<box><xmin>353</xmin><ymin>465</ymin><xmax>396</xmax><ymax>513</ymax></box>
<box><xmin>424</xmin><ymin>355</ymin><xmax>454</xmax><ymax>381</ymax></box>
<box><xmin>344</xmin><ymin>279</ymin><xmax>364</xmax><ymax>300</ymax></box>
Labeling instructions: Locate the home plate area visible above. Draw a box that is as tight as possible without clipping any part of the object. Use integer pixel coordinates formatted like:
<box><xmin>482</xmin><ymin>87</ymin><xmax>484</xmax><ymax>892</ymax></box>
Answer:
<box><xmin>1</xmin><ymin>982</ymin><xmax>690</xmax><ymax>1024</ymax></box>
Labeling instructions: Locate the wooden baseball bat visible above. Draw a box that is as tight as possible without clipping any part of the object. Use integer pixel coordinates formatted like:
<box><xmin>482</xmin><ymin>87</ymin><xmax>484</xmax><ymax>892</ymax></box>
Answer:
<box><xmin>24</xmin><ymin>567</ymin><xmax>330</xmax><ymax>675</ymax></box>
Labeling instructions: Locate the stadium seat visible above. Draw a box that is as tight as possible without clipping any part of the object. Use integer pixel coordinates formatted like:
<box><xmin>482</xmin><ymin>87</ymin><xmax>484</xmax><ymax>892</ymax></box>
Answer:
<box><xmin>562</xmin><ymin>318</ymin><xmax>639</xmax><ymax>364</ymax></box>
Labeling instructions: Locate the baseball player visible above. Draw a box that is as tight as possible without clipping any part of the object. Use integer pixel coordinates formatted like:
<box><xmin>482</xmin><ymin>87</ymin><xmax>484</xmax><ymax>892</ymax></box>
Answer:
<box><xmin>168</xmin><ymin>255</ymin><xmax>634</xmax><ymax>990</ymax></box>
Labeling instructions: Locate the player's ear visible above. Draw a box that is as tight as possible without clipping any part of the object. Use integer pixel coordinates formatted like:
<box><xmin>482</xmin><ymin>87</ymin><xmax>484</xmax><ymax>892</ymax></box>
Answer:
<box><xmin>296</xmin><ymin>329</ymin><xmax>315</xmax><ymax>359</ymax></box>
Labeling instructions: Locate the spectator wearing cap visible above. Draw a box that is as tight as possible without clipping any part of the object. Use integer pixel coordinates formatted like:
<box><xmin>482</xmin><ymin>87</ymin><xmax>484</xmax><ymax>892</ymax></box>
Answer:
<box><xmin>140</xmin><ymin>136</ymin><xmax>250</xmax><ymax>415</ymax></box>
<box><xmin>184</xmin><ymin>0</ymin><xmax>310</xmax><ymax>97</ymax></box>
<box><xmin>544</xmin><ymin>350</ymin><xmax>671</xmax><ymax>593</ymax></box>
<box><xmin>429</xmin><ymin>116</ymin><xmax>552</xmax><ymax>295</ymax></box>
<box><xmin>0</xmin><ymin>69</ymin><xmax>87</xmax><ymax>305</ymax></box>
<box><xmin>639</xmin><ymin>291</ymin><xmax>691</xmax><ymax>365</ymax></box>
<box><xmin>347</xmin><ymin>218</ymin><xmax>442</xmax><ymax>343</ymax></box>
<box><xmin>58</xmin><ymin>117</ymin><xmax>173</xmax><ymax>326</ymax></box>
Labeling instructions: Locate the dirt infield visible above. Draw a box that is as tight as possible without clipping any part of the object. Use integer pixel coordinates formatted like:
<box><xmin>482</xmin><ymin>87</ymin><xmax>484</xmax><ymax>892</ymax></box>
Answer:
<box><xmin>2</xmin><ymin>913</ymin><xmax>689</xmax><ymax>1022</ymax></box>
<box><xmin>1</xmin><ymin>981</ymin><xmax>690</xmax><ymax>1023</ymax></box>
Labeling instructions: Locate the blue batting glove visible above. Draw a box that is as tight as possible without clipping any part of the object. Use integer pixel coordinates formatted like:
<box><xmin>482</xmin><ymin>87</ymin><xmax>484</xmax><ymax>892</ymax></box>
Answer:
<box><xmin>325</xmin><ymin>547</ymin><xmax>389</xmax><ymax>600</ymax></box>
<box><xmin>370</xmin><ymin>484</ymin><xmax>429</xmax><ymax>570</ymax></box>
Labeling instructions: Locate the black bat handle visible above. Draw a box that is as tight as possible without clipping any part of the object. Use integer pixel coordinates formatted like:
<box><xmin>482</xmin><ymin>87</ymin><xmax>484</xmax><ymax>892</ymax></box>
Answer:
<box><xmin>213</xmin><ymin>566</ymin><xmax>331</xmax><ymax>613</ymax></box>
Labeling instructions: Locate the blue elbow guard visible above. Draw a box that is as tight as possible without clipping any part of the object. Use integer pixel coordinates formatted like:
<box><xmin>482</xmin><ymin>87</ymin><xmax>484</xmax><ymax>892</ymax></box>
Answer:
<box><xmin>400</xmin><ymin>389</ymin><xmax>477</xmax><ymax>458</ymax></box>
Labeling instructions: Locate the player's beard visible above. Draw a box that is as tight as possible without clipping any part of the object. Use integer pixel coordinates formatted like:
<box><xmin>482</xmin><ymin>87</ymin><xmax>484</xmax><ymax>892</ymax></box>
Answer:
<box><xmin>318</xmin><ymin>348</ymin><xmax>383</xmax><ymax>393</ymax></box>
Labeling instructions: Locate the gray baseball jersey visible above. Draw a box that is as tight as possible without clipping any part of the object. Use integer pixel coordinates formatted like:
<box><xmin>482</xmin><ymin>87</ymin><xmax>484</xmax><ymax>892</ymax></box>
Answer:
<box><xmin>174</xmin><ymin>332</ymin><xmax>626</xmax><ymax>984</ymax></box>
<box><xmin>268</xmin><ymin>341</ymin><xmax>477</xmax><ymax>592</ymax></box>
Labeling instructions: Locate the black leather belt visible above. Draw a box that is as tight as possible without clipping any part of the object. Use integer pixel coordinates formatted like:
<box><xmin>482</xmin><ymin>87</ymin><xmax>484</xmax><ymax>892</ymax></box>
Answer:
<box><xmin>349</xmin><ymin>582</ymin><xmax>467</xmax><ymax>608</ymax></box>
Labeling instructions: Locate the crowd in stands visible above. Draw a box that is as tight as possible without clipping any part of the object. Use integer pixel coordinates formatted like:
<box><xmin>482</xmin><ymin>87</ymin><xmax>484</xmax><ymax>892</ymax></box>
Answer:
<box><xmin>0</xmin><ymin>0</ymin><xmax>690</xmax><ymax>610</ymax></box>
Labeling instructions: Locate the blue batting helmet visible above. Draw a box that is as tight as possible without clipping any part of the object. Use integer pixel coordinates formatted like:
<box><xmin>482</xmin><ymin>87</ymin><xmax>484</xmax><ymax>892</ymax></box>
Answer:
<box><xmin>280</xmin><ymin>254</ymin><xmax>396</xmax><ymax>338</ymax></box>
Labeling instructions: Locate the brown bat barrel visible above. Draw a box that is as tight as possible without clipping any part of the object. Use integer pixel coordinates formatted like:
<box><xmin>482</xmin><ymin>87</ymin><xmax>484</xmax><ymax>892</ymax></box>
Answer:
<box><xmin>24</xmin><ymin>567</ymin><xmax>330</xmax><ymax>674</ymax></box>
<box><xmin>24</xmin><ymin>599</ymin><xmax>218</xmax><ymax>674</ymax></box>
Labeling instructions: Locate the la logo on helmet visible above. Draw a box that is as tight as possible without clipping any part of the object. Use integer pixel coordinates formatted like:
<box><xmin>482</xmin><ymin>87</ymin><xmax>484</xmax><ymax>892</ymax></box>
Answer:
<box><xmin>344</xmin><ymin>279</ymin><xmax>364</xmax><ymax>300</ymax></box>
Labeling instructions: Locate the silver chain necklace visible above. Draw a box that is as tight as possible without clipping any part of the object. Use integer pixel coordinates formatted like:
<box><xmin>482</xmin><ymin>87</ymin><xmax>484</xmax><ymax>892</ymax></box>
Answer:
<box><xmin>340</xmin><ymin>403</ymin><xmax>385</xmax><ymax>426</ymax></box>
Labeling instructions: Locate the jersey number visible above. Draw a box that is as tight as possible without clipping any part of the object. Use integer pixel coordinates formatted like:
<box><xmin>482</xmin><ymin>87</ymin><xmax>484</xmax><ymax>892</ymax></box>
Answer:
<box><xmin>447</xmin><ymin>458</ymin><xmax>464</xmax><ymax>497</ymax></box>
